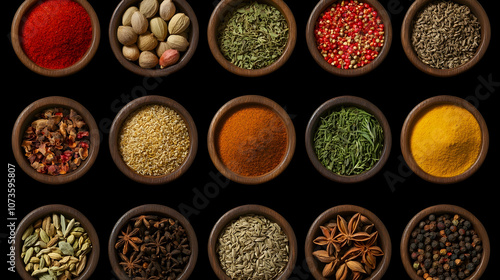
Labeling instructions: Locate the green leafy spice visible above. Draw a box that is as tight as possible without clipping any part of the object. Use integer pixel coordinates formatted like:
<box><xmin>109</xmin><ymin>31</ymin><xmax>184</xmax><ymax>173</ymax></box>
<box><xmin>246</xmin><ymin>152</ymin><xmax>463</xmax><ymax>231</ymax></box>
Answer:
<box><xmin>217</xmin><ymin>1</ymin><xmax>289</xmax><ymax>70</ymax></box>
<box><xmin>313</xmin><ymin>107</ymin><xmax>384</xmax><ymax>176</ymax></box>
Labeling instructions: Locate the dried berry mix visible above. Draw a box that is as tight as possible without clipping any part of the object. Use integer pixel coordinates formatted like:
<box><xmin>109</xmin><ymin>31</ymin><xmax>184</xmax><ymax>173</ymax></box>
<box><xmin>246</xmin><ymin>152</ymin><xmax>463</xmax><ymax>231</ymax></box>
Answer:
<box><xmin>409</xmin><ymin>214</ymin><xmax>482</xmax><ymax>280</ymax></box>
<box><xmin>21</xmin><ymin>108</ymin><xmax>90</xmax><ymax>176</ymax></box>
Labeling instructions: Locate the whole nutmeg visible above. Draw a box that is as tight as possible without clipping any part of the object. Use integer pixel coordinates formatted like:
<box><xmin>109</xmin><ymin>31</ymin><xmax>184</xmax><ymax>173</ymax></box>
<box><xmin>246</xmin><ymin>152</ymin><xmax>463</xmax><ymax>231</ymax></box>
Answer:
<box><xmin>137</xmin><ymin>32</ymin><xmax>158</xmax><ymax>51</ymax></box>
<box><xmin>122</xmin><ymin>44</ymin><xmax>140</xmax><ymax>61</ymax></box>
<box><xmin>122</xmin><ymin>6</ymin><xmax>138</xmax><ymax>26</ymax></box>
<box><xmin>167</xmin><ymin>34</ymin><xmax>189</xmax><ymax>52</ymax></box>
<box><xmin>139</xmin><ymin>0</ymin><xmax>159</xmax><ymax>18</ymax></box>
<box><xmin>168</xmin><ymin>13</ymin><xmax>190</xmax><ymax>35</ymax></box>
<box><xmin>117</xmin><ymin>25</ymin><xmax>138</xmax><ymax>46</ymax></box>
<box><xmin>159</xmin><ymin>49</ymin><xmax>180</xmax><ymax>68</ymax></box>
<box><xmin>159</xmin><ymin>0</ymin><xmax>176</xmax><ymax>21</ymax></box>
<box><xmin>131</xmin><ymin>11</ymin><xmax>149</xmax><ymax>35</ymax></box>
<box><xmin>150</xmin><ymin>17</ymin><xmax>168</xmax><ymax>41</ymax></box>
<box><xmin>139</xmin><ymin>51</ymin><xmax>158</xmax><ymax>68</ymax></box>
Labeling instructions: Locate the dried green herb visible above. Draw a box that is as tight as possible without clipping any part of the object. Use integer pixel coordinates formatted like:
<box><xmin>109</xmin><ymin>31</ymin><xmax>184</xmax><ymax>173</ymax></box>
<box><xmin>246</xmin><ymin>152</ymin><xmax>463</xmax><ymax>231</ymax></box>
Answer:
<box><xmin>313</xmin><ymin>107</ymin><xmax>384</xmax><ymax>176</ymax></box>
<box><xmin>217</xmin><ymin>1</ymin><xmax>289</xmax><ymax>70</ymax></box>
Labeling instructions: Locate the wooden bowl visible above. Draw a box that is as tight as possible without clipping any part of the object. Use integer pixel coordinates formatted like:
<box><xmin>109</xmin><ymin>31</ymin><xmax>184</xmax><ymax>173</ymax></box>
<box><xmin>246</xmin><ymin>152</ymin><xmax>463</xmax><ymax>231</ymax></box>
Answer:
<box><xmin>401</xmin><ymin>0</ymin><xmax>491</xmax><ymax>77</ymax></box>
<box><xmin>207</xmin><ymin>95</ymin><xmax>296</xmax><ymax>185</ymax></box>
<box><xmin>208</xmin><ymin>204</ymin><xmax>297</xmax><ymax>280</ymax></box>
<box><xmin>207</xmin><ymin>0</ymin><xmax>297</xmax><ymax>77</ymax></box>
<box><xmin>305</xmin><ymin>204</ymin><xmax>392</xmax><ymax>280</ymax></box>
<box><xmin>400</xmin><ymin>95</ymin><xmax>489</xmax><ymax>184</ymax></box>
<box><xmin>109</xmin><ymin>95</ymin><xmax>198</xmax><ymax>185</ymax></box>
<box><xmin>109</xmin><ymin>0</ymin><xmax>199</xmax><ymax>77</ymax></box>
<box><xmin>108</xmin><ymin>204</ymin><xmax>198</xmax><ymax>280</ymax></box>
<box><xmin>15</xmin><ymin>204</ymin><xmax>100</xmax><ymax>280</ymax></box>
<box><xmin>305</xmin><ymin>0</ymin><xmax>393</xmax><ymax>77</ymax></box>
<box><xmin>400</xmin><ymin>204</ymin><xmax>490</xmax><ymax>280</ymax></box>
<box><xmin>11</xmin><ymin>96</ymin><xmax>100</xmax><ymax>185</ymax></box>
<box><xmin>11</xmin><ymin>0</ymin><xmax>100</xmax><ymax>77</ymax></box>
<box><xmin>305</xmin><ymin>96</ymin><xmax>392</xmax><ymax>183</ymax></box>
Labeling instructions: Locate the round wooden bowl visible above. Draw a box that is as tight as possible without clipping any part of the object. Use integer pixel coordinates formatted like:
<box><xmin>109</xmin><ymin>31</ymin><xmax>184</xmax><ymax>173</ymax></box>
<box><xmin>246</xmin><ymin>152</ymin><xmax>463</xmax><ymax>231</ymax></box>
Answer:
<box><xmin>305</xmin><ymin>96</ymin><xmax>392</xmax><ymax>183</ymax></box>
<box><xmin>400</xmin><ymin>95</ymin><xmax>489</xmax><ymax>184</ymax></box>
<box><xmin>11</xmin><ymin>0</ymin><xmax>100</xmax><ymax>77</ymax></box>
<box><xmin>11</xmin><ymin>96</ymin><xmax>100</xmax><ymax>185</ymax></box>
<box><xmin>15</xmin><ymin>204</ymin><xmax>100</xmax><ymax>280</ymax></box>
<box><xmin>207</xmin><ymin>95</ymin><xmax>296</xmax><ymax>185</ymax></box>
<box><xmin>305</xmin><ymin>0</ymin><xmax>393</xmax><ymax>77</ymax></box>
<box><xmin>400</xmin><ymin>204</ymin><xmax>490</xmax><ymax>280</ymax></box>
<box><xmin>208</xmin><ymin>204</ymin><xmax>297</xmax><ymax>280</ymax></box>
<box><xmin>207</xmin><ymin>0</ymin><xmax>297</xmax><ymax>77</ymax></box>
<box><xmin>305</xmin><ymin>204</ymin><xmax>392</xmax><ymax>280</ymax></box>
<box><xmin>401</xmin><ymin>0</ymin><xmax>491</xmax><ymax>77</ymax></box>
<box><xmin>109</xmin><ymin>204</ymin><xmax>198</xmax><ymax>280</ymax></box>
<box><xmin>109</xmin><ymin>95</ymin><xmax>198</xmax><ymax>185</ymax></box>
<box><xmin>109</xmin><ymin>0</ymin><xmax>199</xmax><ymax>77</ymax></box>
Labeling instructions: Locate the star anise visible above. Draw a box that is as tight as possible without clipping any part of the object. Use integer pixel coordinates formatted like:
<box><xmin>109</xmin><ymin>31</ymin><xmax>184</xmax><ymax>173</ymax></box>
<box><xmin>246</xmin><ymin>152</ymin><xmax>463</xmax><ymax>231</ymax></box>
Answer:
<box><xmin>312</xmin><ymin>249</ymin><xmax>339</xmax><ymax>277</ymax></box>
<box><xmin>313</xmin><ymin>225</ymin><xmax>341</xmax><ymax>255</ymax></box>
<box><xmin>119</xmin><ymin>251</ymin><xmax>142</xmax><ymax>277</ymax></box>
<box><xmin>355</xmin><ymin>231</ymin><xmax>384</xmax><ymax>269</ymax></box>
<box><xmin>334</xmin><ymin>213</ymin><xmax>371</xmax><ymax>247</ymax></box>
<box><xmin>147</xmin><ymin>230</ymin><xmax>167</xmax><ymax>255</ymax></box>
<box><xmin>131</xmin><ymin>215</ymin><xmax>158</xmax><ymax>228</ymax></box>
<box><xmin>115</xmin><ymin>224</ymin><xmax>143</xmax><ymax>255</ymax></box>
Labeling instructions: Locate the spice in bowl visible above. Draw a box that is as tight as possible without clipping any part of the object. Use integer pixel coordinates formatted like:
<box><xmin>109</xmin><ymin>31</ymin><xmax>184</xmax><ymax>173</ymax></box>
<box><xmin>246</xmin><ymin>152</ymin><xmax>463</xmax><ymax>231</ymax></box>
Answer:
<box><xmin>19</xmin><ymin>0</ymin><xmax>92</xmax><ymax>70</ymax></box>
<box><xmin>118</xmin><ymin>104</ymin><xmax>190</xmax><ymax>176</ymax></box>
<box><xmin>215</xmin><ymin>104</ymin><xmax>287</xmax><ymax>177</ymax></box>
<box><xmin>411</xmin><ymin>0</ymin><xmax>481</xmax><ymax>69</ymax></box>
<box><xmin>409</xmin><ymin>104</ymin><xmax>481</xmax><ymax>178</ymax></box>
<box><xmin>114</xmin><ymin>215</ymin><xmax>191</xmax><ymax>279</ymax></box>
<box><xmin>217</xmin><ymin>1</ymin><xmax>289</xmax><ymax>70</ymax></box>
<box><xmin>314</xmin><ymin>0</ymin><xmax>385</xmax><ymax>69</ymax></box>
<box><xmin>312</xmin><ymin>212</ymin><xmax>384</xmax><ymax>279</ymax></box>
<box><xmin>20</xmin><ymin>213</ymin><xmax>93</xmax><ymax>279</ymax></box>
<box><xmin>21</xmin><ymin>108</ymin><xmax>91</xmax><ymax>176</ymax></box>
<box><xmin>408</xmin><ymin>213</ymin><xmax>483</xmax><ymax>279</ymax></box>
<box><xmin>313</xmin><ymin>106</ymin><xmax>384</xmax><ymax>176</ymax></box>
<box><xmin>217</xmin><ymin>214</ymin><xmax>289</xmax><ymax>279</ymax></box>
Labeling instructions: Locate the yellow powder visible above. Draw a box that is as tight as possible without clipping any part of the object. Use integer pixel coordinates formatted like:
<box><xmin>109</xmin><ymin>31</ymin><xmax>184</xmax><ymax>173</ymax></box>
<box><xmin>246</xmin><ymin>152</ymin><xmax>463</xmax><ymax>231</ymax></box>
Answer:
<box><xmin>410</xmin><ymin>104</ymin><xmax>481</xmax><ymax>177</ymax></box>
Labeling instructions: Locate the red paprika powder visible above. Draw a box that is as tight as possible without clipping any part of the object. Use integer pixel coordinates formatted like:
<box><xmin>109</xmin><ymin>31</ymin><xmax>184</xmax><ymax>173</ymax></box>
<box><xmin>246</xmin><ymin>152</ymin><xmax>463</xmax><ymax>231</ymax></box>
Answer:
<box><xmin>216</xmin><ymin>105</ymin><xmax>288</xmax><ymax>177</ymax></box>
<box><xmin>20</xmin><ymin>0</ymin><xmax>92</xmax><ymax>69</ymax></box>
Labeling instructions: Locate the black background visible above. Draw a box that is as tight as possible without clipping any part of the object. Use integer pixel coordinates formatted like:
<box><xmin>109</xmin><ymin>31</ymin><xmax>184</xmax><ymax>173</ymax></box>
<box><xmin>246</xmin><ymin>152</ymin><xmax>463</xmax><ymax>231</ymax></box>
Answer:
<box><xmin>4</xmin><ymin>0</ymin><xmax>499</xmax><ymax>279</ymax></box>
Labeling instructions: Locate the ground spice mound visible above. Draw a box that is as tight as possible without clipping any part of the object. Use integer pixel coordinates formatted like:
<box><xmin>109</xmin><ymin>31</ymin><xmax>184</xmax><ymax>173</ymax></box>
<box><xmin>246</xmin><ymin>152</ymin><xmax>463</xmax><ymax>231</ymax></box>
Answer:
<box><xmin>216</xmin><ymin>105</ymin><xmax>287</xmax><ymax>177</ymax></box>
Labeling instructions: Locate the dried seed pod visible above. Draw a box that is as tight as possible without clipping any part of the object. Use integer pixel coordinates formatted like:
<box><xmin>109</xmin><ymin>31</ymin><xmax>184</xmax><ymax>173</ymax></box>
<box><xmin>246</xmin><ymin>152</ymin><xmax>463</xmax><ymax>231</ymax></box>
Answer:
<box><xmin>137</xmin><ymin>32</ymin><xmax>159</xmax><ymax>51</ymax></box>
<box><xmin>117</xmin><ymin>26</ymin><xmax>138</xmax><ymax>46</ymax></box>
<box><xmin>150</xmin><ymin>17</ymin><xmax>168</xmax><ymax>41</ymax></box>
<box><xmin>166</xmin><ymin>34</ymin><xmax>189</xmax><ymax>52</ymax></box>
<box><xmin>160</xmin><ymin>0</ymin><xmax>176</xmax><ymax>21</ymax></box>
<box><xmin>139</xmin><ymin>0</ymin><xmax>159</xmax><ymax>18</ymax></box>
<box><xmin>122</xmin><ymin>6</ymin><xmax>139</xmax><ymax>26</ymax></box>
<box><xmin>168</xmin><ymin>13</ymin><xmax>190</xmax><ymax>35</ymax></box>
<box><xmin>139</xmin><ymin>51</ymin><xmax>159</xmax><ymax>68</ymax></box>
<box><xmin>131</xmin><ymin>11</ymin><xmax>149</xmax><ymax>34</ymax></box>
<box><xmin>122</xmin><ymin>44</ymin><xmax>141</xmax><ymax>62</ymax></box>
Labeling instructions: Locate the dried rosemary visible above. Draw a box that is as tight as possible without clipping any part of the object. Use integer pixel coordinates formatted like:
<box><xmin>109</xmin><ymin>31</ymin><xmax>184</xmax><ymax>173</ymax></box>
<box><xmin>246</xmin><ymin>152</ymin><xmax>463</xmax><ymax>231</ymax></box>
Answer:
<box><xmin>313</xmin><ymin>107</ymin><xmax>384</xmax><ymax>176</ymax></box>
<box><xmin>217</xmin><ymin>1</ymin><xmax>289</xmax><ymax>70</ymax></box>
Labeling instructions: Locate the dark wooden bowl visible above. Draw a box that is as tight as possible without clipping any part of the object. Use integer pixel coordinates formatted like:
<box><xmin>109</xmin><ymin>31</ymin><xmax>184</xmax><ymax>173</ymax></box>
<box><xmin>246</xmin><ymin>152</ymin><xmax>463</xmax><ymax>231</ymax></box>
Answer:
<box><xmin>11</xmin><ymin>0</ymin><xmax>100</xmax><ymax>77</ymax></box>
<box><xmin>15</xmin><ymin>204</ymin><xmax>100</xmax><ymax>280</ymax></box>
<box><xmin>109</xmin><ymin>0</ymin><xmax>199</xmax><ymax>77</ymax></box>
<box><xmin>11</xmin><ymin>96</ymin><xmax>100</xmax><ymax>185</ymax></box>
<box><xmin>305</xmin><ymin>96</ymin><xmax>392</xmax><ymax>183</ymax></box>
<box><xmin>400</xmin><ymin>95</ymin><xmax>488</xmax><ymax>184</ymax></box>
<box><xmin>305</xmin><ymin>204</ymin><xmax>392</xmax><ymax>280</ymax></box>
<box><xmin>400</xmin><ymin>204</ymin><xmax>490</xmax><ymax>280</ymax></box>
<box><xmin>207</xmin><ymin>204</ymin><xmax>297</xmax><ymax>280</ymax></box>
<box><xmin>207</xmin><ymin>95</ymin><xmax>296</xmax><ymax>185</ymax></box>
<box><xmin>401</xmin><ymin>0</ymin><xmax>491</xmax><ymax>77</ymax></box>
<box><xmin>305</xmin><ymin>0</ymin><xmax>393</xmax><ymax>77</ymax></box>
<box><xmin>108</xmin><ymin>204</ymin><xmax>198</xmax><ymax>280</ymax></box>
<box><xmin>109</xmin><ymin>95</ymin><xmax>198</xmax><ymax>185</ymax></box>
<box><xmin>207</xmin><ymin>0</ymin><xmax>297</xmax><ymax>77</ymax></box>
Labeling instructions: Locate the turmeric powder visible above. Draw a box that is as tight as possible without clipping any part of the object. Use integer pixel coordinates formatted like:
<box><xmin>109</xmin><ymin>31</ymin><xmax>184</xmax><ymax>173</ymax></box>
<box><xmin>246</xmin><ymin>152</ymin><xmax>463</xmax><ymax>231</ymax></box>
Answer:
<box><xmin>410</xmin><ymin>104</ymin><xmax>481</xmax><ymax>177</ymax></box>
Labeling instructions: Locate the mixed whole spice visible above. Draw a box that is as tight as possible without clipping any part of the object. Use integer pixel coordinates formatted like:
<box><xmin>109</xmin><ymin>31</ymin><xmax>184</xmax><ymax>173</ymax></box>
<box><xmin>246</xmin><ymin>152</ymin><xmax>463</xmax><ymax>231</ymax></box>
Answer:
<box><xmin>21</xmin><ymin>108</ymin><xmax>90</xmax><ymax>176</ymax></box>
<box><xmin>114</xmin><ymin>215</ymin><xmax>191</xmax><ymax>279</ymax></box>
<box><xmin>409</xmin><ymin>213</ymin><xmax>482</xmax><ymax>280</ymax></box>
<box><xmin>20</xmin><ymin>213</ymin><xmax>93</xmax><ymax>280</ymax></box>
<box><xmin>312</xmin><ymin>213</ymin><xmax>384</xmax><ymax>279</ymax></box>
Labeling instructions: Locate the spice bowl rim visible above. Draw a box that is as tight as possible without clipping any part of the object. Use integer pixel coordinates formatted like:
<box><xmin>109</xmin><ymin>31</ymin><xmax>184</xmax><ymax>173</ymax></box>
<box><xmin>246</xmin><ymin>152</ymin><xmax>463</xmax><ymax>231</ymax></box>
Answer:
<box><xmin>305</xmin><ymin>95</ymin><xmax>392</xmax><ymax>183</ymax></box>
<box><xmin>11</xmin><ymin>96</ymin><xmax>100</xmax><ymax>185</ymax></box>
<box><xmin>11</xmin><ymin>0</ymin><xmax>100</xmax><ymax>77</ymax></box>
<box><xmin>400</xmin><ymin>204</ymin><xmax>490</xmax><ymax>280</ymax></box>
<box><xmin>207</xmin><ymin>0</ymin><xmax>297</xmax><ymax>77</ymax></box>
<box><xmin>15</xmin><ymin>204</ymin><xmax>100</xmax><ymax>280</ymax></box>
<box><xmin>109</xmin><ymin>95</ymin><xmax>198</xmax><ymax>185</ymax></box>
<box><xmin>109</xmin><ymin>0</ymin><xmax>199</xmax><ymax>77</ymax></box>
<box><xmin>207</xmin><ymin>204</ymin><xmax>298</xmax><ymax>280</ymax></box>
<box><xmin>305</xmin><ymin>0</ymin><xmax>393</xmax><ymax>77</ymax></box>
<box><xmin>400</xmin><ymin>0</ymin><xmax>491</xmax><ymax>77</ymax></box>
<box><xmin>207</xmin><ymin>94</ymin><xmax>296</xmax><ymax>185</ymax></box>
<box><xmin>305</xmin><ymin>204</ymin><xmax>392</xmax><ymax>280</ymax></box>
<box><xmin>108</xmin><ymin>204</ymin><xmax>198</xmax><ymax>280</ymax></box>
<box><xmin>400</xmin><ymin>95</ymin><xmax>489</xmax><ymax>184</ymax></box>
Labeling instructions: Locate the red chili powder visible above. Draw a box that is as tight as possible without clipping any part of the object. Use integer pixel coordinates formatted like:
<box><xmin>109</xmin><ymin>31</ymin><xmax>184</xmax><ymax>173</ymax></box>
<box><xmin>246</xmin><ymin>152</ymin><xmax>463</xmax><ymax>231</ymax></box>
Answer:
<box><xmin>20</xmin><ymin>0</ymin><xmax>92</xmax><ymax>69</ymax></box>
